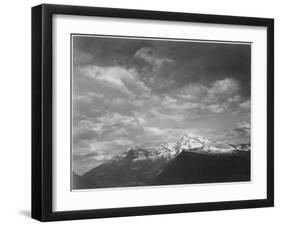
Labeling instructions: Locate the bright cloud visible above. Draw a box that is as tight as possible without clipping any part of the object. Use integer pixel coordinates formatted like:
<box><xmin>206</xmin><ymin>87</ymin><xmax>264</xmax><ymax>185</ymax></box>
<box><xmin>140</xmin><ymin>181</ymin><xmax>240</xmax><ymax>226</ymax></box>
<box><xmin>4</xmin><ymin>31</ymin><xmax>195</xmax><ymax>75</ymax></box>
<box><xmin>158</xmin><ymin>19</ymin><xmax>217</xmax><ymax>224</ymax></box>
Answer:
<box><xmin>209</xmin><ymin>78</ymin><xmax>239</xmax><ymax>95</ymax></box>
<box><xmin>80</xmin><ymin>65</ymin><xmax>150</xmax><ymax>97</ymax></box>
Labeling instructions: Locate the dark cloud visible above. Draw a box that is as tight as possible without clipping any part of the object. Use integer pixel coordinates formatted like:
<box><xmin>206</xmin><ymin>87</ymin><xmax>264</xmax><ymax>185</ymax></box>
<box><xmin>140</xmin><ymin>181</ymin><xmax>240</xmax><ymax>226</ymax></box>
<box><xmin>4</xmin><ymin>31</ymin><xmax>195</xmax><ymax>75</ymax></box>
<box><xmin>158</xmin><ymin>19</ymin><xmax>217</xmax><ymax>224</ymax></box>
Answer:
<box><xmin>73</xmin><ymin>36</ymin><xmax>146</xmax><ymax>67</ymax></box>
<box><xmin>74</xmin><ymin>36</ymin><xmax>251</xmax><ymax>97</ymax></box>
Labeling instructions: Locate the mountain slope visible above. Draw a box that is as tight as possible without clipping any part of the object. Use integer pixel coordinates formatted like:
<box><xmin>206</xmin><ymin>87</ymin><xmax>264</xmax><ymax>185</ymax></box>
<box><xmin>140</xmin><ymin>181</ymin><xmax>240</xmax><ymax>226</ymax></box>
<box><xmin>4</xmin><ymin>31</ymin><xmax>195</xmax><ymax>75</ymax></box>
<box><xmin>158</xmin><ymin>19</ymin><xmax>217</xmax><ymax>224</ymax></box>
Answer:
<box><xmin>153</xmin><ymin>150</ymin><xmax>250</xmax><ymax>185</ymax></box>
<box><xmin>82</xmin><ymin>144</ymin><xmax>175</xmax><ymax>188</ymax></box>
<box><xmin>72</xmin><ymin>172</ymin><xmax>95</xmax><ymax>189</ymax></box>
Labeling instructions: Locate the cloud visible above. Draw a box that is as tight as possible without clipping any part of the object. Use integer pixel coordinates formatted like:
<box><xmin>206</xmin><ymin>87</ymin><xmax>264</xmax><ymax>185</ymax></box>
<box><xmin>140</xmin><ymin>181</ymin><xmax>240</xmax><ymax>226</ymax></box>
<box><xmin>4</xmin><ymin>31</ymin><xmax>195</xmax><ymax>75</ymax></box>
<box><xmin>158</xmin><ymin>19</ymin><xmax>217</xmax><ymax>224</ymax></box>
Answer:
<box><xmin>149</xmin><ymin>108</ymin><xmax>185</xmax><ymax>122</ymax></box>
<box><xmin>239</xmin><ymin>100</ymin><xmax>251</xmax><ymax>111</ymax></box>
<box><xmin>89</xmin><ymin>138</ymin><xmax>133</xmax><ymax>152</ymax></box>
<box><xmin>220</xmin><ymin>121</ymin><xmax>251</xmax><ymax>143</ymax></box>
<box><xmin>144</xmin><ymin>126</ymin><xmax>198</xmax><ymax>142</ymax></box>
<box><xmin>94</xmin><ymin>155</ymin><xmax>113</xmax><ymax>161</ymax></box>
<box><xmin>73</xmin><ymin>151</ymin><xmax>99</xmax><ymax>161</ymax></box>
<box><xmin>177</xmin><ymin>84</ymin><xmax>208</xmax><ymax>101</ymax></box>
<box><xmin>144</xmin><ymin>127</ymin><xmax>163</xmax><ymax>136</ymax></box>
<box><xmin>74</xmin><ymin>119</ymin><xmax>102</xmax><ymax>134</ymax></box>
<box><xmin>206</xmin><ymin>104</ymin><xmax>225</xmax><ymax>113</ymax></box>
<box><xmin>97</xmin><ymin>113</ymin><xmax>136</xmax><ymax>127</ymax></box>
<box><xmin>73</xmin><ymin>113</ymin><xmax>139</xmax><ymax>145</ymax></box>
<box><xmin>161</xmin><ymin>96</ymin><xmax>177</xmax><ymax>105</ymax></box>
<box><xmin>73</xmin><ymin>120</ymin><xmax>101</xmax><ymax>144</ymax></box>
<box><xmin>203</xmin><ymin>78</ymin><xmax>240</xmax><ymax>104</ymax></box>
<box><xmin>80</xmin><ymin>65</ymin><xmax>133</xmax><ymax>95</ymax></box>
<box><xmin>114</xmin><ymin>138</ymin><xmax>134</xmax><ymax>146</ymax></box>
<box><xmin>73</xmin><ymin>92</ymin><xmax>104</xmax><ymax>103</ymax></box>
<box><xmin>73</xmin><ymin>137</ymin><xmax>135</xmax><ymax>166</ymax></box>
<box><xmin>173</xmin><ymin>78</ymin><xmax>244</xmax><ymax>115</ymax></box>
<box><xmin>234</xmin><ymin>121</ymin><xmax>250</xmax><ymax>133</ymax></box>
<box><xmin>227</xmin><ymin>95</ymin><xmax>241</xmax><ymax>103</ymax></box>
<box><xmin>135</xmin><ymin>47</ymin><xmax>174</xmax><ymax>67</ymax></box>
<box><xmin>230</xmin><ymin>99</ymin><xmax>251</xmax><ymax>115</ymax></box>
<box><xmin>177</xmin><ymin>79</ymin><xmax>239</xmax><ymax>105</ymax></box>
<box><xmin>209</xmin><ymin>78</ymin><xmax>239</xmax><ymax>96</ymax></box>
<box><xmin>73</xmin><ymin>151</ymin><xmax>111</xmax><ymax>162</ymax></box>
<box><xmin>80</xmin><ymin>65</ymin><xmax>151</xmax><ymax>97</ymax></box>
<box><xmin>121</xmin><ymin>78</ymin><xmax>246</xmax><ymax>126</ymax></box>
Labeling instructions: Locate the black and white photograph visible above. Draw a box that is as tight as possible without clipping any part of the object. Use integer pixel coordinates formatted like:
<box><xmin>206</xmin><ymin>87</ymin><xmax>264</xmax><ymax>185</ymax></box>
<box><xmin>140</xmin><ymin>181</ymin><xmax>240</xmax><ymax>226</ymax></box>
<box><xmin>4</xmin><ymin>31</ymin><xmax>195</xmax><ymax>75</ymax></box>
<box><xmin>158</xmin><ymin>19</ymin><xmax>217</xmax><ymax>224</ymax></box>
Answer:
<box><xmin>30</xmin><ymin>3</ymin><xmax>274</xmax><ymax>222</ymax></box>
<box><xmin>72</xmin><ymin>35</ymin><xmax>251</xmax><ymax>190</ymax></box>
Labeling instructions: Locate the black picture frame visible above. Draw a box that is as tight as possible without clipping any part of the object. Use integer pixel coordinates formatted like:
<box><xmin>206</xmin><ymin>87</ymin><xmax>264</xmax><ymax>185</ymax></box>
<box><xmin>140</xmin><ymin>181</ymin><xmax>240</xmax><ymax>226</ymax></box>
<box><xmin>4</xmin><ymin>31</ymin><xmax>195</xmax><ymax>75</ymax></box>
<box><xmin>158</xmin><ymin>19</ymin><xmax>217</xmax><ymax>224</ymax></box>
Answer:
<box><xmin>32</xmin><ymin>3</ymin><xmax>274</xmax><ymax>222</ymax></box>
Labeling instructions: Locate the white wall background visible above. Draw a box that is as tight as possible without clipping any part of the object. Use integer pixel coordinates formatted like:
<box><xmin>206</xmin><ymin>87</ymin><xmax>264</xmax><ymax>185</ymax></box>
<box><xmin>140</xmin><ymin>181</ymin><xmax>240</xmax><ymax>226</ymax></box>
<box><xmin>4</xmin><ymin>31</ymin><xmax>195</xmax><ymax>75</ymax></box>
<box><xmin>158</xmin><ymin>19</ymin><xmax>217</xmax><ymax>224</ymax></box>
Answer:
<box><xmin>0</xmin><ymin>0</ymin><xmax>278</xmax><ymax>225</ymax></box>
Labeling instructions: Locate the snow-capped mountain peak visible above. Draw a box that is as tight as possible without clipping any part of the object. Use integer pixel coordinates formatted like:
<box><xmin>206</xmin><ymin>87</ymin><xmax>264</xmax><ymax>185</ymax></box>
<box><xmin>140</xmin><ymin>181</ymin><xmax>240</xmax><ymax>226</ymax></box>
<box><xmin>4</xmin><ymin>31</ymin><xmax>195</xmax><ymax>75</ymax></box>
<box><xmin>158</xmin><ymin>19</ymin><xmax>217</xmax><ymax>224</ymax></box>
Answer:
<box><xmin>80</xmin><ymin>133</ymin><xmax>251</xmax><ymax>189</ymax></box>
<box><xmin>108</xmin><ymin>133</ymin><xmax>249</xmax><ymax>164</ymax></box>
<box><xmin>109</xmin><ymin>142</ymin><xmax>180</xmax><ymax>163</ymax></box>
<box><xmin>177</xmin><ymin>134</ymin><xmax>210</xmax><ymax>151</ymax></box>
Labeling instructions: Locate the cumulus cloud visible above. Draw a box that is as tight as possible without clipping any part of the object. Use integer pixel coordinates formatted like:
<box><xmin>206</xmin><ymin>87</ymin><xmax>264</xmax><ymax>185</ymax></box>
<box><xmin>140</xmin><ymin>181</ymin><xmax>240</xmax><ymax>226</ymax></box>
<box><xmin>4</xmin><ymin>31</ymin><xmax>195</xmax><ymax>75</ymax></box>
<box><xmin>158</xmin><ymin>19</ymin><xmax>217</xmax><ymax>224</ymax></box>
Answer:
<box><xmin>171</xmin><ymin>78</ymin><xmax>246</xmax><ymax>115</ymax></box>
<box><xmin>203</xmin><ymin>78</ymin><xmax>240</xmax><ymax>104</ymax></box>
<box><xmin>177</xmin><ymin>79</ymin><xmax>239</xmax><ymax>105</ymax></box>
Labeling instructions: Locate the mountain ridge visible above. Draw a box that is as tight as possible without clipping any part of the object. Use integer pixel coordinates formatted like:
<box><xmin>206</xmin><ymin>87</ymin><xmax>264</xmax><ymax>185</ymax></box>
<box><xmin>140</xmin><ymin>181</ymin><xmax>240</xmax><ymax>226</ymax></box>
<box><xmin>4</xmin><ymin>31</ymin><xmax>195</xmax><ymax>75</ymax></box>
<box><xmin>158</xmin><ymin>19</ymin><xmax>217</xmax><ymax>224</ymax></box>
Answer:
<box><xmin>74</xmin><ymin>134</ymin><xmax>250</xmax><ymax>189</ymax></box>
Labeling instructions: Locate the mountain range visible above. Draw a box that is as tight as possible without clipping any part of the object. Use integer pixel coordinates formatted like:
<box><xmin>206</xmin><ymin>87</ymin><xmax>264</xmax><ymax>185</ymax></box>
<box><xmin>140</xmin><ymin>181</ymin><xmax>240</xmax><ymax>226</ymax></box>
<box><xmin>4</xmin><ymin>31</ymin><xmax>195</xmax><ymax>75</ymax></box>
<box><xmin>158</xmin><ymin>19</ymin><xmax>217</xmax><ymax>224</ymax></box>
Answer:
<box><xmin>72</xmin><ymin>134</ymin><xmax>250</xmax><ymax>189</ymax></box>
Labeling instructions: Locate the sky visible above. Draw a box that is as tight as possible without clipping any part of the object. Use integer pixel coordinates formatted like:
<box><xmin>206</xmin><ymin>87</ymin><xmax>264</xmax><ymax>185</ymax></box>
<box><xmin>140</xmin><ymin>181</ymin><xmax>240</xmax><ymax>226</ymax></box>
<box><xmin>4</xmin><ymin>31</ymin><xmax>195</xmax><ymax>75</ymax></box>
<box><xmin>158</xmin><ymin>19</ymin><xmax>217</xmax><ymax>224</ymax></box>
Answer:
<box><xmin>72</xmin><ymin>35</ymin><xmax>251</xmax><ymax>175</ymax></box>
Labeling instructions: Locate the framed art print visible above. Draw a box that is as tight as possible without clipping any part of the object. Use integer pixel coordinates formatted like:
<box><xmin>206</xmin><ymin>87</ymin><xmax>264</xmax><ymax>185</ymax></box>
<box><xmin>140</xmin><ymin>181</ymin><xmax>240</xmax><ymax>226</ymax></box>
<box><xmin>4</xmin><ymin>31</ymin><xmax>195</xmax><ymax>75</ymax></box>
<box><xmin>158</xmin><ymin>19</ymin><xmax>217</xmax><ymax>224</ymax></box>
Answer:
<box><xmin>32</xmin><ymin>4</ymin><xmax>274</xmax><ymax>221</ymax></box>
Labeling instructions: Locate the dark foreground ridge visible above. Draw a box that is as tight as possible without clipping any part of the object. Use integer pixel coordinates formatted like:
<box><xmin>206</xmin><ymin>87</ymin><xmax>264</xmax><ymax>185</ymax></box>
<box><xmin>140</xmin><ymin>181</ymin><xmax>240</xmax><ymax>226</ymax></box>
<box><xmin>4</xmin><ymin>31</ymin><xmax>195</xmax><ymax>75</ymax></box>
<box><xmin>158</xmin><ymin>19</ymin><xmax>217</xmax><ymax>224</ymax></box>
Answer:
<box><xmin>154</xmin><ymin>151</ymin><xmax>250</xmax><ymax>185</ymax></box>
